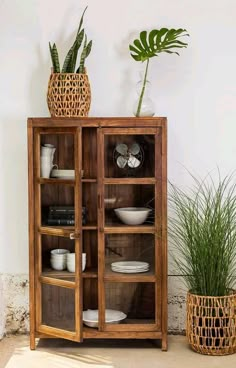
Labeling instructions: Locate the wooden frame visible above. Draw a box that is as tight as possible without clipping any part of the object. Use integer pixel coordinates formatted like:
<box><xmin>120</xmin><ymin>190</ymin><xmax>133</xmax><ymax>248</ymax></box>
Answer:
<box><xmin>28</xmin><ymin>117</ymin><xmax>167</xmax><ymax>350</ymax></box>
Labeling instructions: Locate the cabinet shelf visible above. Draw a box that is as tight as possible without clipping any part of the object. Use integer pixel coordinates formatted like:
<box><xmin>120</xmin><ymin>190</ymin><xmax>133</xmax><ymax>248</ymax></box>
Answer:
<box><xmin>104</xmin><ymin>267</ymin><xmax>156</xmax><ymax>282</ymax></box>
<box><xmin>38</xmin><ymin>178</ymin><xmax>75</xmax><ymax>185</ymax></box>
<box><xmin>104</xmin><ymin>178</ymin><xmax>156</xmax><ymax>185</ymax></box>
<box><xmin>41</xmin><ymin>268</ymin><xmax>98</xmax><ymax>279</ymax></box>
<box><xmin>38</xmin><ymin>178</ymin><xmax>97</xmax><ymax>185</ymax></box>
<box><xmin>104</xmin><ymin>225</ymin><xmax>155</xmax><ymax>234</ymax></box>
<box><xmin>39</xmin><ymin>224</ymin><xmax>97</xmax><ymax>236</ymax></box>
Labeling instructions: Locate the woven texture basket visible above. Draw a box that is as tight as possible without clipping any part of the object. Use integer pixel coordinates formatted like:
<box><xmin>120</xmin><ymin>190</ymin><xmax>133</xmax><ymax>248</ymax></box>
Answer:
<box><xmin>187</xmin><ymin>291</ymin><xmax>236</xmax><ymax>355</ymax></box>
<box><xmin>47</xmin><ymin>73</ymin><xmax>91</xmax><ymax>117</ymax></box>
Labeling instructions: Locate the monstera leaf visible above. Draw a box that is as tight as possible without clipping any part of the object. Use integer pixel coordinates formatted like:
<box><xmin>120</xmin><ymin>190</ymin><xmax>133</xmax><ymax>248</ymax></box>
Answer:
<box><xmin>129</xmin><ymin>28</ymin><xmax>189</xmax><ymax>62</ymax></box>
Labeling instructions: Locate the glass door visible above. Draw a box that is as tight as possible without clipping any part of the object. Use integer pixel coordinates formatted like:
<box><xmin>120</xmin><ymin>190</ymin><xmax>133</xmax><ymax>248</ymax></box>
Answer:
<box><xmin>34</xmin><ymin>127</ymin><xmax>83</xmax><ymax>341</ymax></box>
<box><xmin>98</xmin><ymin>127</ymin><xmax>162</xmax><ymax>332</ymax></box>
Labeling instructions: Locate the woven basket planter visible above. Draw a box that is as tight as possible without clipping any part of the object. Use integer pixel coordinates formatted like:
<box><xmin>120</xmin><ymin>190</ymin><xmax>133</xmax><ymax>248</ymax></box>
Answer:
<box><xmin>47</xmin><ymin>73</ymin><xmax>91</xmax><ymax>117</ymax></box>
<box><xmin>187</xmin><ymin>291</ymin><xmax>236</xmax><ymax>355</ymax></box>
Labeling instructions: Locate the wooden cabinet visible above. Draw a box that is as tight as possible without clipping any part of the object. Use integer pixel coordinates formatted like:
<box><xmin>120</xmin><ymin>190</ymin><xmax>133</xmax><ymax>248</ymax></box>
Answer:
<box><xmin>27</xmin><ymin>117</ymin><xmax>167</xmax><ymax>350</ymax></box>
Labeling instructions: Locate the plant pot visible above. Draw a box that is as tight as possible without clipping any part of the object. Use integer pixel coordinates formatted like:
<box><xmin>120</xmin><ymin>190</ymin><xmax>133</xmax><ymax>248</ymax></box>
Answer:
<box><xmin>187</xmin><ymin>291</ymin><xmax>236</xmax><ymax>355</ymax></box>
<box><xmin>47</xmin><ymin>72</ymin><xmax>91</xmax><ymax>117</ymax></box>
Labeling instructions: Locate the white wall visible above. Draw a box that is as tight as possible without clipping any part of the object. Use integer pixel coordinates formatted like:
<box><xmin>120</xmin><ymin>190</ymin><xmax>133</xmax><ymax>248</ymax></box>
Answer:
<box><xmin>0</xmin><ymin>0</ymin><xmax>236</xmax><ymax>332</ymax></box>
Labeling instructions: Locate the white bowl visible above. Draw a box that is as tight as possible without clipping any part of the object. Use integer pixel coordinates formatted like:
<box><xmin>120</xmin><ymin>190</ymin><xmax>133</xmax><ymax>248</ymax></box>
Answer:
<box><xmin>114</xmin><ymin>207</ymin><xmax>151</xmax><ymax>225</ymax></box>
<box><xmin>83</xmin><ymin>309</ymin><xmax>127</xmax><ymax>328</ymax></box>
<box><xmin>66</xmin><ymin>253</ymin><xmax>86</xmax><ymax>273</ymax></box>
<box><xmin>50</xmin><ymin>259</ymin><xmax>66</xmax><ymax>271</ymax></box>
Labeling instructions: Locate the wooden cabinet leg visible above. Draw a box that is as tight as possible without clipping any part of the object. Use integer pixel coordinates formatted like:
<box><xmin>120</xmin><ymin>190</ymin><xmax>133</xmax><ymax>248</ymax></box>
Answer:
<box><xmin>161</xmin><ymin>335</ymin><xmax>168</xmax><ymax>351</ymax></box>
<box><xmin>30</xmin><ymin>334</ymin><xmax>36</xmax><ymax>350</ymax></box>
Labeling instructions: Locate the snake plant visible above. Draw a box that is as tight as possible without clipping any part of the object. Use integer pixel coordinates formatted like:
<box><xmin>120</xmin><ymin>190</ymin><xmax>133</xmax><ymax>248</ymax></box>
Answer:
<box><xmin>129</xmin><ymin>28</ymin><xmax>189</xmax><ymax>116</ymax></box>
<box><xmin>49</xmin><ymin>6</ymin><xmax>92</xmax><ymax>73</ymax></box>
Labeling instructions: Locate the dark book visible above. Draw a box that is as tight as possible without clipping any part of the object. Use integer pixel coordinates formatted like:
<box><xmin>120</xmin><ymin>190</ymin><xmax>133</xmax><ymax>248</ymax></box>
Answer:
<box><xmin>48</xmin><ymin>213</ymin><xmax>75</xmax><ymax>220</ymax></box>
<box><xmin>49</xmin><ymin>206</ymin><xmax>86</xmax><ymax>215</ymax></box>
<box><xmin>47</xmin><ymin>217</ymin><xmax>87</xmax><ymax>226</ymax></box>
<box><xmin>47</xmin><ymin>218</ymin><xmax>75</xmax><ymax>226</ymax></box>
<box><xmin>49</xmin><ymin>206</ymin><xmax>74</xmax><ymax>215</ymax></box>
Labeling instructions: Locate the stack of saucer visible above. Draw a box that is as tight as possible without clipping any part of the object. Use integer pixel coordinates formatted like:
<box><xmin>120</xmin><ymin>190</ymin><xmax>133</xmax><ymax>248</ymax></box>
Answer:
<box><xmin>111</xmin><ymin>261</ymin><xmax>149</xmax><ymax>273</ymax></box>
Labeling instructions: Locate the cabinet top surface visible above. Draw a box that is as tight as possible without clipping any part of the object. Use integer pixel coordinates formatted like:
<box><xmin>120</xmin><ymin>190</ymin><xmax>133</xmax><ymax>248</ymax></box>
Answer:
<box><xmin>28</xmin><ymin>117</ymin><xmax>167</xmax><ymax>128</ymax></box>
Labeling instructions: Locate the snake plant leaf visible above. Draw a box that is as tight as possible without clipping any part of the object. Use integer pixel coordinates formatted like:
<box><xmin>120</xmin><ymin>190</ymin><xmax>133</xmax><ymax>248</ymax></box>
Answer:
<box><xmin>49</xmin><ymin>42</ymin><xmax>56</xmax><ymax>71</ymax></box>
<box><xmin>63</xmin><ymin>7</ymin><xmax>87</xmax><ymax>72</ymax></box>
<box><xmin>62</xmin><ymin>28</ymin><xmax>85</xmax><ymax>73</ymax></box>
<box><xmin>77</xmin><ymin>6</ymin><xmax>87</xmax><ymax>35</ymax></box>
<box><xmin>129</xmin><ymin>27</ymin><xmax>189</xmax><ymax>62</ymax></box>
<box><xmin>85</xmin><ymin>40</ymin><xmax>92</xmax><ymax>58</ymax></box>
<box><xmin>77</xmin><ymin>35</ymin><xmax>87</xmax><ymax>73</ymax></box>
<box><xmin>70</xmin><ymin>29</ymin><xmax>85</xmax><ymax>72</ymax></box>
<box><xmin>51</xmin><ymin>43</ymin><xmax>60</xmax><ymax>73</ymax></box>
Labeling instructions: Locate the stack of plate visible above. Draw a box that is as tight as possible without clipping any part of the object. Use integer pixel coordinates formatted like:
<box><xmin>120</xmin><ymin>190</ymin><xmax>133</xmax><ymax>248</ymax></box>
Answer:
<box><xmin>111</xmin><ymin>261</ymin><xmax>149</xmax><ymax>273</ymax></box>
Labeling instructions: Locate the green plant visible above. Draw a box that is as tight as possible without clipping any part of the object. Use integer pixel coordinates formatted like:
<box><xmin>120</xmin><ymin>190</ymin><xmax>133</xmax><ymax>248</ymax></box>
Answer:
<box><xmin>129</xmin><ymin>28</ymin><xmax>189</xmax><ymax>116</ymax></box>
<box><xmin>169</xmin><ymin>173</ymin><xmax>236</xmax><ymax>296</ymax></box>
<box><xmin>49</xmin><ymin>6</ymin><xmax>92</xmax><ymax>74</ymax></box>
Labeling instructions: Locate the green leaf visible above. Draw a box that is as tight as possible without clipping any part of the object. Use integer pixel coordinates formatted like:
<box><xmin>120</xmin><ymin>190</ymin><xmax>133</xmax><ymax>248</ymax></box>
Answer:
<box><xmin>62</xmin><ymin>29</ymin><xmax>84</xmax><ymax>73</ymax></box>
<box><xmin>129</xmin><ymin>27</ymin><xmax>189</xmax><ymax>63</ymax></box>
<box><xmin>51</xmin><ymin>43</ymin><xmax>60</xmax><ymax>72</ymax></box>
<box><xmin>77</xmin><ymin>6</ymin><xmax>87</xmax><ymax>35</ymax></box>
<box><xmin>133</xmin><ymin>39</ymin><xmax>146</xmax><ymax>52</ymax></box>
<box><xmin>140</xmin><ymin>31</ymin><xmax>149</xmax><ymax>51</ymax></box>
<box><xmin>70</xmin><ymin>29</ymin><xmax>85</xmax><ymax>72</ymax></box>
<box><xmin>86</xmin><ymin>40</ymin><xmax>92</xmax><ymax>58</ymax></box>
<box><xmin>148</xmin><ymin>29</ymin><xmax>158</xmax><ymax>51</ymax></box>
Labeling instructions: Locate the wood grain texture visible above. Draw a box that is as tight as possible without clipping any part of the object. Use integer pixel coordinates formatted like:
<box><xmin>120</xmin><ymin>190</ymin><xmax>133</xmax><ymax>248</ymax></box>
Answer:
<box><xmin>27</xmin><ymin>121</ymin><xmax>36</xmax><ymax>350</ymax></box>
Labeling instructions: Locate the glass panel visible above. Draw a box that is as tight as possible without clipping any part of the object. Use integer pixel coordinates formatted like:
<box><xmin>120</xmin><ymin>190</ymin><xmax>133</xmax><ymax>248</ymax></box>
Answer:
<box><xmin>42</xmin><ymin>284</ymin><xmax>75</xmax><ymax>331</ymax></box>
<box><xmin>40</xmin><ymin>133</ymin><xmax>75</xmax><ymax>178</ymax></box>
<box><xmin>104</xmin><ymin>134</ymin><xmax>155</xmax><ymax>178</ymax></box>
<box><xmin>82</xmin><ymin>128</ymin><xmax>97</xmax><ymax>179</ymax></box>
<box><xmin>83</xmin><ymin>279</ymin><xmax>98</xmax><ymax>311</ymax></box>
<box><xmin>41</xmin><ymin>234</ymin><xmax>76</xmax><ymax>280</ymax></box>
<box><xmin>82</xmin><ymin>183</ymin><xmax>97</xmax><ymax>226</ymax></box>
<box><xmin>104</xmin><ymin>184</ymin><xmax>154</xmax><ymax>226</ymax></box>
<box><xmin>41</xmin><ymin>184</ymin><xmax>75</xmax><ymax>226</ymax></box>
<box><xmin>105</xmin><ymin>234</ymin><xmax>154</xmax><ymax>275</ymax></box>
<box><xmin>105</xmin><ymin>282</ymin><xmax>155</xmax><ymax>325</ymax></box>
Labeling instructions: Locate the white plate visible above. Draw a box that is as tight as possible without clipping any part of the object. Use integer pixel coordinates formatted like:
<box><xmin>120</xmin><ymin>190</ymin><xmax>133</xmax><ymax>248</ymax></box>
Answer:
<box><xmin>51</xmin><ymin>169</ymin><xmax>75</xmax><ymax>178</ymax></box>
<box><xmin>111</xmin><ymin>261</ymin><xmax>149</xmax><ymax>268</ymax></box>
<box><xmin>111</xmin><ymin>269</ymin><xmax>149</xmax><ymax>274</ymax></box>
<box><xmin>83</xmin><ymin>309</ymin><xmax>127</xmax><ymax>328</ymax></box>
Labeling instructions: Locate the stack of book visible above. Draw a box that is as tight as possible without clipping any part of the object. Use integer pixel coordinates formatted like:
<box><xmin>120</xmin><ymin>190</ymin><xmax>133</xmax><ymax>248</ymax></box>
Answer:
<box><xmin>47</xmin><ymin>206</ymin><xmax>87</xmax><ymax>226</ymax></box>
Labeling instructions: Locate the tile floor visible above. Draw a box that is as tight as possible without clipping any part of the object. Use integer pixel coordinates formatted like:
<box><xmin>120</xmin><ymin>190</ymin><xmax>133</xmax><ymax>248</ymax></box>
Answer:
<box><xmin>0</xmin><ymin>335</ymin><xmax>236</xmax><ymax>368</ymax></box>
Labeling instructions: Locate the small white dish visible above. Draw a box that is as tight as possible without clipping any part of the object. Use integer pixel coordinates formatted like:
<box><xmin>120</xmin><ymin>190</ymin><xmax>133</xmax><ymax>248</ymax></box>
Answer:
<box><xmin>51</xmin><ymin>169</ymin><xmax>75</xmax><ymax>179</ymax></box>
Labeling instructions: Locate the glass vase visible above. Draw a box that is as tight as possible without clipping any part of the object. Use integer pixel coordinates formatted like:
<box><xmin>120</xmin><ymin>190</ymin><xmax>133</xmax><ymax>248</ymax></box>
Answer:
<box><xmin>133</xmin><ymin>71</ymin><xmax>155</xmax><ymax>117</ymax></box>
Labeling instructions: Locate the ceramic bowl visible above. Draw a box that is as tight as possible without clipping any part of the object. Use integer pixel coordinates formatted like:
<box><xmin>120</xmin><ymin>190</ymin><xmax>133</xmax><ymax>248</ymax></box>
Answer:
<box><xmin>66</xmin><ymin>253</ymin><xmax>86</xmax><ymax>272</ymax></box>
<box><xmin>114</xmin><ymin>207</ymin><xmax>151</xmax><ymax>225</ymax></box>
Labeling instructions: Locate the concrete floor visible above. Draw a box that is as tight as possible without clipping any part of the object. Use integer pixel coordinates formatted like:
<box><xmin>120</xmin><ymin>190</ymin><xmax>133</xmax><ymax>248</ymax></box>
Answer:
<box><xmin>0</xmin><ymin>335</ymin><xmax>236</xmax><ymax>368</ymax></box>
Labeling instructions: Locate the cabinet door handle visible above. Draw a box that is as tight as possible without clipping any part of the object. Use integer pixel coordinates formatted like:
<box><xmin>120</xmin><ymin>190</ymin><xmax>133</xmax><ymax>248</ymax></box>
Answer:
<box><xmin>70</xmin><ymin>232</ymin><xmax>80</xmax><ymax>240</ymax></box>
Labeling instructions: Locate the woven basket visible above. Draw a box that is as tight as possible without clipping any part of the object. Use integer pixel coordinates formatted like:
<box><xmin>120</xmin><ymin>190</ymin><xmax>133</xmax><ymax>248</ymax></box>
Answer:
<box><xmin>47</xmin><ymin>72</ymin><xmax>91</xmax><ymax>117</ymax></box>
<box><xmin>187</xmin><ymin>291</ymin><xmax>236</xmax><ymax>355</ymax></box>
